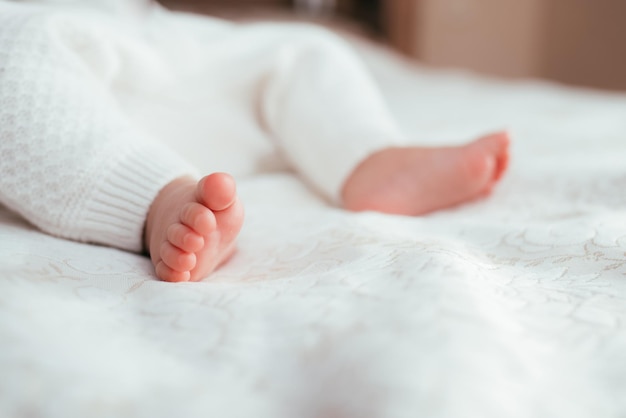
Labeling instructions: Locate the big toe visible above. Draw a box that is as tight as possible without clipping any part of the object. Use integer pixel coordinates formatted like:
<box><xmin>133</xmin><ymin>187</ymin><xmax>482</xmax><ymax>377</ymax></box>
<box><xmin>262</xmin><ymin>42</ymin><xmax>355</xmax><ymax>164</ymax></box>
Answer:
<box><xmin>214</xmin><ymin>197</ymin><xmax>245</xmax><ymax>240</ymax></box>
<box><xmin>473</xmin><ymin>131</ymin><xmax>510</xmax><ymax>181</ymax></box>
<box><xmin>196</xmin><ymin>173</ymin><xmax>237</xmax><ymax>211</ymax></box>
<box><xmin>474</xmin><ymin>131</ymin><xmax>510</xmax><ymax>152</ymax></box>
<box><xmin>461</xmin><ymin>148</ymin><xmax>496</xmax><ymax>192</ymax></box>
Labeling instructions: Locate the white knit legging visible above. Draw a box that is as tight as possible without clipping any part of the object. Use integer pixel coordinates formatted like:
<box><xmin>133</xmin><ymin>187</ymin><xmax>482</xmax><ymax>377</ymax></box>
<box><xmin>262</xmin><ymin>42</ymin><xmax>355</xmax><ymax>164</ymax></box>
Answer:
<box><xmin>0</xmin><ymin>2</ymin><xmax>404</xmax><ymax>252</ymax></box>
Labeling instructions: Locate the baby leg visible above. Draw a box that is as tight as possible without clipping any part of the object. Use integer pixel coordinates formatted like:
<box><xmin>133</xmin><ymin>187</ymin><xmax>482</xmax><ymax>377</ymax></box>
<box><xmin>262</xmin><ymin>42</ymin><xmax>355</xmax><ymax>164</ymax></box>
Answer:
<box><xmin>0</xmin><ymin>4</ymin><xmax>243</xmax><ymax>281</ymax></box>
<box><xmin>342</xmin><ymin>131</ymin><xmax>510</xmax><ymax>215</ymax></box>
<box><xmin>256</xmin><ymin>24</ymin><xmax>509</xmax><ymax>213</ymax></box>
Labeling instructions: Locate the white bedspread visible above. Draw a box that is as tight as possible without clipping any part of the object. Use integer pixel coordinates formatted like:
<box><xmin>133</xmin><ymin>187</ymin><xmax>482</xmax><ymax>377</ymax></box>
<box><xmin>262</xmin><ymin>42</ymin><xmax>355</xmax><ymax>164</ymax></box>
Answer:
<box><xmin>2</xmin><ymin>34</ymin><xmax>626</xmax><ymax>418</ymax></box>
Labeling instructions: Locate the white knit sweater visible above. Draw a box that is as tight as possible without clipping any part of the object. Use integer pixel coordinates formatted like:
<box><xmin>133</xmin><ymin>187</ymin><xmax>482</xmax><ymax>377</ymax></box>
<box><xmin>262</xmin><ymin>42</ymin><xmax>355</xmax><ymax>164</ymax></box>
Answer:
<box><xmin>0</xmin><ymin>1</ymin><xmax>404</xmax><ymax>253</ymax></box>
<box><xmin>0</xmin><ymin>2</ymin><xmax>197</xmax><ymax>252</ymax></box>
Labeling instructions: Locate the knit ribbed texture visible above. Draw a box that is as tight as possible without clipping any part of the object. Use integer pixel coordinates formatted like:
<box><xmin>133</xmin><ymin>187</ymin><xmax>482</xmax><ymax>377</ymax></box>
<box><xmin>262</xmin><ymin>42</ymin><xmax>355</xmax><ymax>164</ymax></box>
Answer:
<box><xmin>1</xmin><ymin>1</ymin><xmax>408</xmax><ymax>251</ymax></box>
<box><xmin>75</xmin><ymin>142</ymin><xmax>196</xmax><ymax>252</ymax></box>
<box><xmin>0</xmin><ymin>3</ymin><xmax>196</xmax><ymax>252</ymax></box>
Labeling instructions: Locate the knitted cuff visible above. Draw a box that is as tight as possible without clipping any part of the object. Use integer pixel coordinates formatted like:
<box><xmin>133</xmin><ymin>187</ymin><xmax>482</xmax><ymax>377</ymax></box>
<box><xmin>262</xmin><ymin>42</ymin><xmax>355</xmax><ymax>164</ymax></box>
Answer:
<box><xmin>312</xmin><ymin>129</ymin><xmax>406</xmax><ymax>205</ymax></box>
<box><xmin>75</xmin><ymin>142</ymin><xmax>198</xmax><ymax>253</ymax></box>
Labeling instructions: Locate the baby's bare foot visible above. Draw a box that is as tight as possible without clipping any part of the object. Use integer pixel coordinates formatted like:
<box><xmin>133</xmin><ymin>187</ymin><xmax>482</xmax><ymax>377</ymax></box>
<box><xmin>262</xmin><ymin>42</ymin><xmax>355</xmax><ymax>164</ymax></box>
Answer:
<box><xmin>144</xmin><ymin>173</ymin><xmax>244</xmax><ymax>282</ymax></box>
<box><xmin>341</xmin><ymin>131</ymin><xmax>510</xmax><ymax>215</ymax></box>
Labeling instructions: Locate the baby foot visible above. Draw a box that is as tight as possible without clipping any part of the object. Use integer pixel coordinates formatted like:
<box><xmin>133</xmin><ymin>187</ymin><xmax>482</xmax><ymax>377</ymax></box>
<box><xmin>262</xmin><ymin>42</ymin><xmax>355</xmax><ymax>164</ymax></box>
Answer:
<box><xmin>341</xmin><ymin>131</ymin><xmax>510</xmax><ymax>215</ymax></box>
<box><xmin>144</xmin><ymin>173</ymin><xmax>244</xmax><ymax>282</ymax></box>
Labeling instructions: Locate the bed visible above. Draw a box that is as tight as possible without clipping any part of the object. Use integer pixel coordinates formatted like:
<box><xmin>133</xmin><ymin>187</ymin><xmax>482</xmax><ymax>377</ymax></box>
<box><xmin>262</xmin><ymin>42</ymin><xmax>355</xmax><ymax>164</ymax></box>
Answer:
<box><xmin>2</xmin><ymin>24</ymin><xmax>626</xmax><ymax>418</ymax></box>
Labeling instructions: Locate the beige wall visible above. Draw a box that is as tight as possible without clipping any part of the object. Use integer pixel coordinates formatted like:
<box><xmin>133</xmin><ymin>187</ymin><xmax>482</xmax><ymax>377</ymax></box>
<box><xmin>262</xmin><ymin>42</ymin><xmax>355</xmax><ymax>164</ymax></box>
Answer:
<box><xmin>417</xmin><ymin>0</ymin><xmax>543</xmax><ymax>79</ymax></box>
<box><xmin>542</xmin><ymin>0</ymin><xmax>626</xmax><ymax>90</ymax></box>
<box><xmin>159</xmin><ymin>0</ymin><xmax>289</xmax><ymax>11</ymax></box>
<box><xmin>385</xmin><ymin>0</ymin><xmax>626</xmax><ymax>91</ymax></box>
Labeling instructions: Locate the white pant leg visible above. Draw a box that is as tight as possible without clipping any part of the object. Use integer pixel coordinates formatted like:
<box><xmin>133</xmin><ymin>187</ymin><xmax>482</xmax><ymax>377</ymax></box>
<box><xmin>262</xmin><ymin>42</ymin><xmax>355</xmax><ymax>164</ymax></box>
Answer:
<box><xmin>146</xmin><ymin>15</ymin><xmax>406</xmax><ymax>203</ymax></box>
<box><xmin>257</xmin><ymin>23</ymin><xmax>406</xmax><ymax>202</ymax></box>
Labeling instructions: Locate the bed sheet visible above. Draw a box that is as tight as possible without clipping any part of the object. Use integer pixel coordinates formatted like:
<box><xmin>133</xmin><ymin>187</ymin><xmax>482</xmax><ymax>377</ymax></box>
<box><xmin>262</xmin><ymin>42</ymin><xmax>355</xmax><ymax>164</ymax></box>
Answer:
<box><xmin>2</xmin><ymin>36</ymin><xmax>626</xmax><ymax>418</ymax></box>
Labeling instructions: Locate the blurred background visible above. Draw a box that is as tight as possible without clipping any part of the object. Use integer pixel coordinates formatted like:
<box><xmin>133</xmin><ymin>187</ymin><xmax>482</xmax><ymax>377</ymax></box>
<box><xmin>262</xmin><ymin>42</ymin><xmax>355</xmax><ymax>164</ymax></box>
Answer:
<box><xmin>157</xmin><ymin>0</ymin><xmax>626</xmax><ymax>92</ymax></box>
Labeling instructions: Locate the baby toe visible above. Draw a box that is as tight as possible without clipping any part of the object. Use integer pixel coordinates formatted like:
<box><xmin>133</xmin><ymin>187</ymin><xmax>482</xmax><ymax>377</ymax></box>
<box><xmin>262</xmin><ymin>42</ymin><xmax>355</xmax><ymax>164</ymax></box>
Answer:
<box><xmin>180</xmin><ymin>202</ymin><xmax>216</xmax><ymax>236</ymax></box>
<box><xmin>197</xmin><ymin>173</ymin><xmax>237</xmax><ymax>211</ymax></box>
<box><xmin>155</xmin><ymin>261</ymin><xmax>191</xmax><ymax>283</ymax></box>
<box><xmin>160</xmin><ymin>241</ymin><xmax>196</xmax><ymax>273</ymax></box>
<box><xmin>213</xmin><ymin>197</ymin><xmax>244</xmax><ymax>238</ymax></box>
<box><xmin>494</xmin><ymin>147</ymin><xmax>510</xmax><ymax>181</ymax></box>
<box><xmin>167</xmin><ymin>223</ymin><xmax>204</xmax><ymax>253</ymax></box>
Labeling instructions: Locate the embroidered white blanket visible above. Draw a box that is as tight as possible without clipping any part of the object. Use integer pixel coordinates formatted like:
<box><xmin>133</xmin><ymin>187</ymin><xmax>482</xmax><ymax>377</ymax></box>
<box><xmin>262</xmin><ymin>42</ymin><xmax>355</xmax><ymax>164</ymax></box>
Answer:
<box><xmin>2</xmin><ymin>15</ymin><xmax>626</xmax><ymax>418</ymax></box>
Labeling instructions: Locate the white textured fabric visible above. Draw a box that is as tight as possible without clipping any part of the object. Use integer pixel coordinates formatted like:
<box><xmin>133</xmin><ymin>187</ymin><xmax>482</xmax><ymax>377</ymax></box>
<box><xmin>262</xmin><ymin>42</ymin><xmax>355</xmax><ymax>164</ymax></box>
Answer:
<box><xmin>0</xmin><ymin>2</ymin><xmax>197</xmax><ymax>252</ymax></box>
<box><xmin>0</xmin><ymin>1</ymin><xmax>401</xmax><ymax>255</ymax></box>
<box><xmin>3</xmin><ymin>4</ymin><xmax>626</xmax><ymax>418</ymax></box>
<box><xmin>127</xmin><ymin>7</ymin><xmax>404</xmax><ymax>199</ymax></box>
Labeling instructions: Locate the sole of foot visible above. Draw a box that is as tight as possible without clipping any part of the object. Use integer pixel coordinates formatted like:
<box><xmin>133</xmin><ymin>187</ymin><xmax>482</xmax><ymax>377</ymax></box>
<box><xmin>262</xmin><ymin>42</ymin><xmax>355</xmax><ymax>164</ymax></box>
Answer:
<box><xmin>341</xmin><ymin>131</ymin><xmax>510</xmax><ymax>216</ymax></box>
<box><xmin>145</xmin><ymin>173</ymin><xmax>244</xmax><ymax>282</ymax></box>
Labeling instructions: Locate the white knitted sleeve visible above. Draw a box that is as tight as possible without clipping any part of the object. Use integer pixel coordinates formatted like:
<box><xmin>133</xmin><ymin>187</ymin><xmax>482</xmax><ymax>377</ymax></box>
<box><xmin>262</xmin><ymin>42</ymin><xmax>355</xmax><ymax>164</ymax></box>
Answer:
<box><xmin>0</xmin><ymin>4</ymin><xmax>197</xmax><ymax>252</ymax></box>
